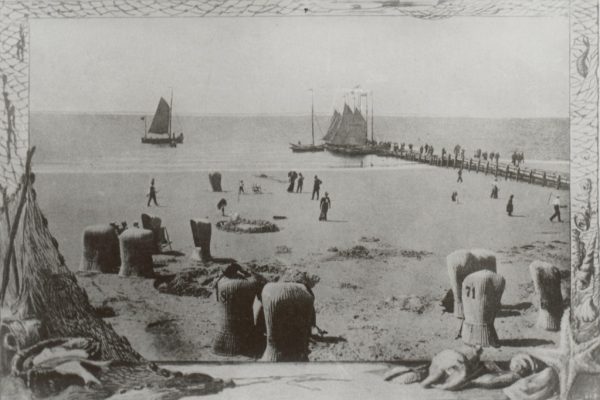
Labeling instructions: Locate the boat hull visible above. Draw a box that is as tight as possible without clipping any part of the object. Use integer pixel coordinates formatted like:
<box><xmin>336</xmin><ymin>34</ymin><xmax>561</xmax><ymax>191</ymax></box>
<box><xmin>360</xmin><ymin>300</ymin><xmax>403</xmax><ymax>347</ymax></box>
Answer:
<box><xmin>142</xmin><ymin>133</ymin><xmax>184</xmax><ymax>145</ymax></box>
<box><xmin>324</xmin><ymin>143</ymin><xmax>376</xmax><ymax>156</ymax></box>
<box><xmin>290</xmin><ymin>144</ymin><xmax>325</xmax><ymax>152</ymax></box>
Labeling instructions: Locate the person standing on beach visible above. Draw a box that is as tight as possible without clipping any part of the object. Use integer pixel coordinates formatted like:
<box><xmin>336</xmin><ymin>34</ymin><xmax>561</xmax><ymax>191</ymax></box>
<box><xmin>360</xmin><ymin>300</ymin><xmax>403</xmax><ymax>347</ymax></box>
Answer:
<box><xmin>238</xmin><ymin>180</ymin><xmax>245</xmax><ymax>195</ymax></box>
<box><xmin>457</xmin><ymin>169</ymin><xmax>463</xmax><ymax>183</ymax></box>
<box><xmin>549</xmin><ymin>195</ymin><xmax>562</xmax><ymax>222</ymax></box>
<box><xmin>147</xmin><ymin>178</ymin><xmax>158</xmax><ymax>207</ymax></box>
<box><xmin>490</xmin><ymin>181</ymin><xmax>499</xmax><ymax>199</ymax></box>
<box><xmin>312</xmin><ymin>175</ymin><xmax>322</xmax><ymax>200</ymax></box>
<box><xmin>296</xmin><ymin>173</ymin><xmax>304</xmax><ymax>193</ymax></box>
<box><xmin>319</xmin><ymin>192</ymin><xmax>331</xmax><ymax>221</ymax></box>
<box><xmin>287</xmin><ymin>171</ymin><xmax>298</xmax><ymax>193</ymax></box>
<box><xmin>506</xmin><ymin>195</ymin><xmax>514</xmax><ymax>216</ymax></box>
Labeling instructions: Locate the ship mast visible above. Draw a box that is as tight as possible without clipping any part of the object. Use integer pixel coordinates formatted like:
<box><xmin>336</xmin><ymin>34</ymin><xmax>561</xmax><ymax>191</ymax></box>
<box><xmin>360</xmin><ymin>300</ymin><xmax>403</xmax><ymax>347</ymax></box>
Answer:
<box><xmin>365</xmin><ymin>93</ymin><xmax>368</xmax><ymax>144</ymax></box>
<box><xmin>169</xmin><ymin>88</ymin><xmax>173</xmax><ymax>141</ymax></box>
<box><xmin>311</xmin><ymin>89</ymin><xmax>315</xmax><ymax>146</ymax></box>
<box><xmin>371</xmin><ymin>92</ymin><xmax>374</xmax><ymax>143</ymax></box>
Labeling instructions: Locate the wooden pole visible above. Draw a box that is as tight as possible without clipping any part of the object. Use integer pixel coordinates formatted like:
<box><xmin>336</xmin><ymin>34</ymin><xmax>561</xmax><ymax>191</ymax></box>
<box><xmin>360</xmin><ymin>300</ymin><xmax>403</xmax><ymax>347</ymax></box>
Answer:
<box><xmin>1</xmin><ymin>188</ymin><xmax>19</xmax><ymax>296</ymax></box>
<box><xmin>543</xmin><ymin>172</ymin><xmax>547</xmax><ymax>187</ymax></box>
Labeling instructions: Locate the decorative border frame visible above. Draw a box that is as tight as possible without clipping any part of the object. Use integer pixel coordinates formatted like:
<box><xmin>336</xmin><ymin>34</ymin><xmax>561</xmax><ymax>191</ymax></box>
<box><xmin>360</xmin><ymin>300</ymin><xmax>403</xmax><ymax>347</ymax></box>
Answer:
<box><xmin>1</xmin><ymin>0</ymin><xmax>598</xmax><ymax>398</ymax></box>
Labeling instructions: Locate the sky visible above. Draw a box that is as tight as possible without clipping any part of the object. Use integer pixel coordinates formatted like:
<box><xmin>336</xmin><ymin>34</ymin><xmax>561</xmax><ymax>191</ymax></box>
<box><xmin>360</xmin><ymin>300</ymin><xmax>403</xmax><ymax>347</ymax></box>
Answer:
<box><xmin>30</xmin><ymin>16</ymin><xmax>569</xmax><ymax>118</ymax></box>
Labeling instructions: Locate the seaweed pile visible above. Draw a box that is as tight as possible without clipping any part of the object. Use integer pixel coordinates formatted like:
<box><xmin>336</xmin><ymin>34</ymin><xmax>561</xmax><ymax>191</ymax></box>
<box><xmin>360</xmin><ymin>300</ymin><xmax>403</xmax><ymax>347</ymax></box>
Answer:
<box><xmin>216</xmin><ymin>218</ymin><xmax>280</xmax><ymax>234</ymax></box>
<box><xmin>155</xmin><ymin>268</ymin><xmax>219</xmax><ymax>298</ymax></box>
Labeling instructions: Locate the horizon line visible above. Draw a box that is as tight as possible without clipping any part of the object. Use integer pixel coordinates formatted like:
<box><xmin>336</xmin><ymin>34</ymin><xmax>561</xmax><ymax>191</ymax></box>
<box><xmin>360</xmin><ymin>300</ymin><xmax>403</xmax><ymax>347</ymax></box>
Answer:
<box><xmin>30</xmin><ymin>110</ymin><xmax>569</xmax><ymax>119</ymax></box>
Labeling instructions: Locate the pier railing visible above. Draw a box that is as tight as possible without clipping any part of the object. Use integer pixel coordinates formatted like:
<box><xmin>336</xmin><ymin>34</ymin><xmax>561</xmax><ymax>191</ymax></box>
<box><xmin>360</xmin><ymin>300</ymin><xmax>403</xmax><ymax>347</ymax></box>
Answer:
<box><xmin>376</xmin><ymin>150</ymin><xmax>569</xmax><ymax>190</ymax></box>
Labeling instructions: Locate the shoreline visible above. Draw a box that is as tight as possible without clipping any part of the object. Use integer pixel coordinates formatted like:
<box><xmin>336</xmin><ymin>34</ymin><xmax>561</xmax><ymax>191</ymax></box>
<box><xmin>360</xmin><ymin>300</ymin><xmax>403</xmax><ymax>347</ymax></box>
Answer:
<box><xmin>33</xmin><ymin>158</ymin><xmax>570</xmax><ymax>175</ymax></box>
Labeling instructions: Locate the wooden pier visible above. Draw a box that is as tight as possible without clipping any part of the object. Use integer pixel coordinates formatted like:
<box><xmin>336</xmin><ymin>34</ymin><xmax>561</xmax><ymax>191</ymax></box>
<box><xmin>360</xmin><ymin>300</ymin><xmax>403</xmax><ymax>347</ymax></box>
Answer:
<box><xmin>367</xmin><ymin>149</ymin><xmax>569</xmax><ymax>191</ymax></box>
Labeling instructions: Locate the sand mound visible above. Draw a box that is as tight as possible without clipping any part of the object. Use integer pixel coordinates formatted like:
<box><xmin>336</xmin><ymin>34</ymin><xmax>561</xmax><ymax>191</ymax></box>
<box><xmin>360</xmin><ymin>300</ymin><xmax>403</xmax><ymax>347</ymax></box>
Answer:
<box><xmin>216</xmin><ymin>218</ymin><xmax>280</xmax><ymax>234</ymax></box>
<box><xmin>337</xmin><ymin>245</ymin><xmax>371</xmax><ymax>258</ymax></box>
<box><xmin>330</xmin><ymin>244</ymin><xmax>431</xmax><ymax>260</ymax></box>
<box><xmin>359</xmin><ymin>236</ymin><xmax>381</xmax><ymax>243</ymax></box>
<box><xmin>275</xmin><ymin>245</ymin><xmax>292</xmax><ymax>254</ymax></box>
<box><xmin>155</xmin><ymin>268</ymin><xmax>217</xmax><ymax>298</ymax></box>
<box><xmin>378</xmin><ymin>295</ymin><xmax>429</xmax><ymax>314</ymax></box>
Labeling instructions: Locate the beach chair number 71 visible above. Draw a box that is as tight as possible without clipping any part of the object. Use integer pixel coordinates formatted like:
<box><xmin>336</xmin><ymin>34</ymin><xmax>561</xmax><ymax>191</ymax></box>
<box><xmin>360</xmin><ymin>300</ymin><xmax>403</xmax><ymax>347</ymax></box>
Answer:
<box><xmin>465</xmin><ymin>286</ymin><xmax>476</xmax><ymax>299</ymax></box>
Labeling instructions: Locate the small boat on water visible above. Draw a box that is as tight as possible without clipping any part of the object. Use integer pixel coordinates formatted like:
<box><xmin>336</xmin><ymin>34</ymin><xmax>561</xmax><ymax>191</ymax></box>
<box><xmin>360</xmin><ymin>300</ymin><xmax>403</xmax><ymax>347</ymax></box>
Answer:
<box><xmin>141</xmin><ymin>91</ymin><xmax>184</xmax><ymax>147</ymax></box>
<box><xmin>290</xmin><ymin>143</ymin><xmax>325</xmax><ymax>152</ymax></box>
<box><xmin>290</xmin><ymin>89</ymin><xmax>324</xmax><ymax>152</ymax></box>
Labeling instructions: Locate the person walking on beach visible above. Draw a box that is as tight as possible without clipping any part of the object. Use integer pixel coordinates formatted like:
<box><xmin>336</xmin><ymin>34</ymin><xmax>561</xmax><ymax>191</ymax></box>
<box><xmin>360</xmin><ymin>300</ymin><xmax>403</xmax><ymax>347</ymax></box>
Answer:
<box><xmin>319</xmin><ymin>192</ymin><xmax>331</xmax><ymax>221</ymax></box>
<box><xmin>451</xmin><ymin>191</ymin><xmax>458</xmax><ymax>203</ymax></box>
<box><xmin>490</xmin><ymin>181</ymin><xmax>499</xmax><ymax>199</ymax></box>
<box><xmin>457</xmin><ymin>169</ymin><xmax>463</xmax><ymax>183</ymax></box>
<box><xmin>549</xmin><ymin>194</ymin><xmax>562</xmax><ymax>222</ymax></box>
<box><xmin>238</xmin><ymin>180</ymin><xmax>245</xmax><ymax>195</ymax></box>
<box><xmin>312</xmin><ymin>175</ymin><xmax>322</xmax><ymax>200</ymax></box>
<box><xmin>506</xmin><ymin>195</ymin><xmax>514</xmax><ymax>216</ymax></box>
<box><xmin>147</xmin><ymin>178</ymin><xmax>158</xmax><ymax>207</ymax></box>
<box><xmin>296</xmin><ymin>173</ymin><xmax>304</xmax><ymax>193</ymax></box>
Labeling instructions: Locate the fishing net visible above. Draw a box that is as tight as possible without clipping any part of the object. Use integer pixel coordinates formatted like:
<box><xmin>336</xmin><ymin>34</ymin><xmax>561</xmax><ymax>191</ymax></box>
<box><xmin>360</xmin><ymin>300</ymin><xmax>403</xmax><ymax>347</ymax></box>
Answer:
<box><xmin>0</xmin><ymin>164</ymin><xmax>142</xmax><ymax>362</ymax></box>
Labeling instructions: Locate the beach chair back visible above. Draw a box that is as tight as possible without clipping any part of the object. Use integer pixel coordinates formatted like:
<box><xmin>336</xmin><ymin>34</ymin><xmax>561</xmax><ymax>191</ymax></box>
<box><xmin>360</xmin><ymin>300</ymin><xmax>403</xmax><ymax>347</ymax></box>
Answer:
<box><xmin>529</xmin><ymin>261</ymin><xmax>563</xmax><ymax>331</ymax></box>
<box><xmin>461</xmin><ymin>270</ymin><xmax>505</xmax><ymax>347</ymax></box>
<box><xmin>260</xmin><ymin>282</ymin><xmax>315</xmax><ymax>362</ymax></box>
<box><xmin>447</xmin><ymin>249</ymin><xmax>496</xmax><ymax>319</ymax></box>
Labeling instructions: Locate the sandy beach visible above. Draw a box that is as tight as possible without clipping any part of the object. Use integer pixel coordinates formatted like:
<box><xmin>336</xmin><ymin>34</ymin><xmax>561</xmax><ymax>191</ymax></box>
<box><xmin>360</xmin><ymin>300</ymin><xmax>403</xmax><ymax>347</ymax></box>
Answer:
<box><xmin>35</xmin><ymin>162</ymin><xmax>570</xmax><ymax>362</ymax></box>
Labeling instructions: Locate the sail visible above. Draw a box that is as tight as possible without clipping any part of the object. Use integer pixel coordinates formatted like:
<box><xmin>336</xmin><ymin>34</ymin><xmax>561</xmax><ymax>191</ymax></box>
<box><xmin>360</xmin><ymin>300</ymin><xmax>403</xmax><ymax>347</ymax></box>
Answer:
<box><xmin>330</xmin><ymin>104</ymin><xmax>367</xmax><ymax>146</ymax></box>
<box><xmin>148</xmin><ymin>97</ymin><xmax>170</xmax><ymax>135</ymax></box>
<box><xmin>323</xmin><ymin>110</ymin><xmax>341</xmax><ymax>141</ymax></box>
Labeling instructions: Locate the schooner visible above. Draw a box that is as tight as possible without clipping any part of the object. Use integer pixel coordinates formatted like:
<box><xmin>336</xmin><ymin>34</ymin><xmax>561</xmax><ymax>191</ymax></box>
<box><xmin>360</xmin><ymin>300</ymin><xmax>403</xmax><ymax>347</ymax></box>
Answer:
<box><xmin>322</xmin><ymin>91</ymin><xmax>374</xmax><ymax>156</ymax></box>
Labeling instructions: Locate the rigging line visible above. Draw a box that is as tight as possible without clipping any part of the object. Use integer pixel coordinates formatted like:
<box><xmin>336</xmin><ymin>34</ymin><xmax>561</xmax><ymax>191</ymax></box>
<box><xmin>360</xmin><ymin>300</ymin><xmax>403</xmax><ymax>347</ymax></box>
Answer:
<box><xmin>314</xmin><ymin>115</ymin><xmax>324</xmax><ymax>136</ymax></box>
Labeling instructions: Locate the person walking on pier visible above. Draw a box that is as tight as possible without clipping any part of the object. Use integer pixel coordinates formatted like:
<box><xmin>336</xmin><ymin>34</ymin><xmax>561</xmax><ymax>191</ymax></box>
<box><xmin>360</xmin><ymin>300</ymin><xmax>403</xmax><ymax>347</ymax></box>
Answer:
<box><xmin>147</xmin><ymin>178</ymin><xmax>159</xmax><ymax>207</ymax></box>
<box><xmin>296</xmin><ymin>173</ymin><xmax>304</xmax><ymax>193</ymax></box>
<box><xmin>549</xmin><ymin>195</ymin><xmax>562</xmax><ymax>222</ymax></box>
<box><xmin>457</xmin><ymin>169</ymin><xmax>463</xmax><ymax>183</ymax></box>
<box><xmin>319</xmin><ymin>192</ymin><xmax>331</xmax><ymax>221</ymax></box>
<box><xmin>312</xmin><ymin>175</ymin><xmax>322</xmax><ymax>200</ymax></box>
<box><xmin>506</xmin><ymin>195</ymin><xmax>514</xmax><ymax>217</ymax></box>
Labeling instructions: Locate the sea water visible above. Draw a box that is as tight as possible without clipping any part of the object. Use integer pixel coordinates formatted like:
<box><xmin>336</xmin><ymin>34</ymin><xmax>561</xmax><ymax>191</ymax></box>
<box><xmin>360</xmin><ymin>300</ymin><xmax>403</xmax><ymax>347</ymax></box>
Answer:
<box><xmin>31</xmin><ymin>113</ymin><xmax>569</xmax><ymax>173</ymax></box>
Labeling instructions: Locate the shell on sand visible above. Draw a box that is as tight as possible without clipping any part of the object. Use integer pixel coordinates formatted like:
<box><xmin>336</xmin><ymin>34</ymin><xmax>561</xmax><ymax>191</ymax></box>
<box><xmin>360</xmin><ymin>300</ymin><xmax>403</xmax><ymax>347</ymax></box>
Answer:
<box><xmin>503</xmin><ymin>367</ymin><xmax>558</xmax><ymax>400</ymax></box>
<box><xmin>384</xmin><ymin>366</ymin><xmax>428</xmax><ymax>384</ymax></box>
<box><xmin>421</xmin><ymin>345</ymin><xmax>483</xmax><ymax>390</ymax></box>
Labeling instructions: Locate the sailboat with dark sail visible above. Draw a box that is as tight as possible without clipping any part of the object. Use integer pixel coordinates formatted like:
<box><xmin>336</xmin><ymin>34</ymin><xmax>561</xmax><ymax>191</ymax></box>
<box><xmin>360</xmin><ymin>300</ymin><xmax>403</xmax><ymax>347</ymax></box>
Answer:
<box><xmin>290</xmin><ymin>89</ymin><xmax>325</xmax><ymax>152</ymax></box>
<box><xmin>323</xmin><ymin>91</ymin><xmax>374</xmax><ymax>156</ymax></box>
<box><xmin>141</xmin><ymin>92</ymin><xmax>184</xmax><ymax>146</ymax></box>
